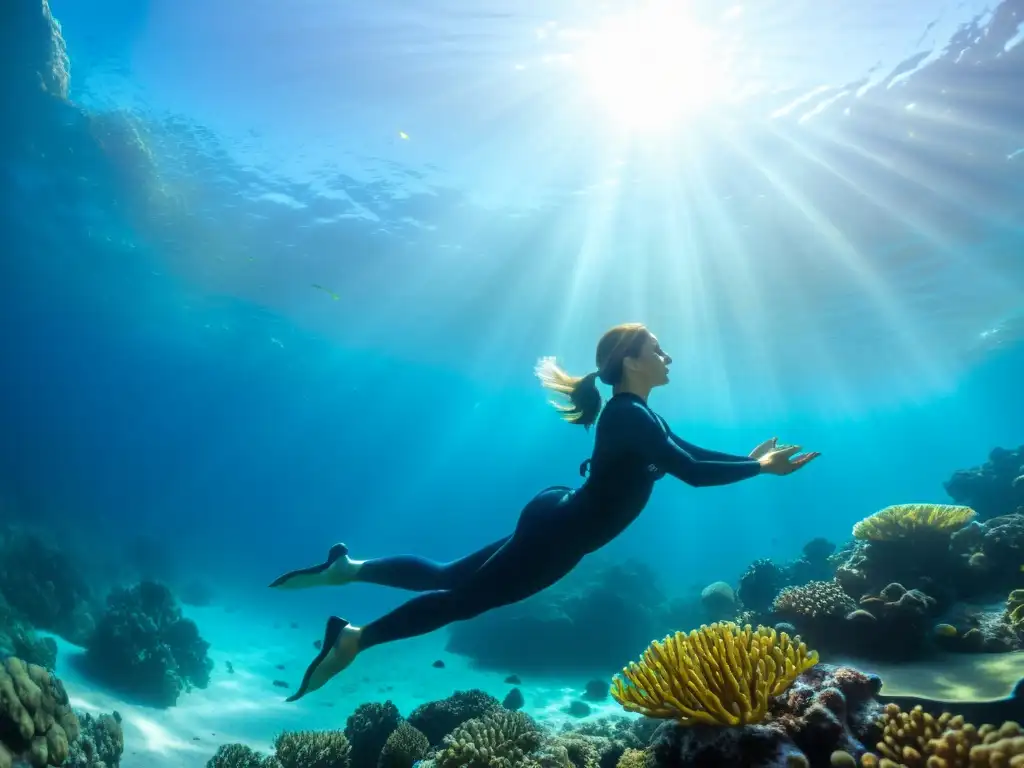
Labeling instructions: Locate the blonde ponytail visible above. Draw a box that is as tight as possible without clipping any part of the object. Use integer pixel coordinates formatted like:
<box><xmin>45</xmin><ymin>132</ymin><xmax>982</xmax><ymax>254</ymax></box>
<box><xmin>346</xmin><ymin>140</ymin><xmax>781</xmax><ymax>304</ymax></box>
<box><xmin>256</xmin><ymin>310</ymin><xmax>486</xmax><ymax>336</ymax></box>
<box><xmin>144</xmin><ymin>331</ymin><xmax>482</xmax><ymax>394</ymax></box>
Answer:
<box><xmin>535</xmin><ymin>357</ymin><xmax>603</xmax><ymax>429</ymax></box>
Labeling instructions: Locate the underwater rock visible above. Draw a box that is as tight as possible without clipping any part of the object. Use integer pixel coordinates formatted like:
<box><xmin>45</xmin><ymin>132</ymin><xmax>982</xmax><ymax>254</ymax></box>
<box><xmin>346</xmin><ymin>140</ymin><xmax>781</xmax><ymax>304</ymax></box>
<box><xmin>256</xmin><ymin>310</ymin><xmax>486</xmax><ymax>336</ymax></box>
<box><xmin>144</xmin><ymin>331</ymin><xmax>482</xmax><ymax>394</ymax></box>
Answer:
<box><xmin>951</xmin><ymin>513</ymin><xmax>1024</xmax><ymax>596</ymax></box>
<box><xmin>645</xmin><ymin>664</ymin><xmax>883</xmax><ymax>768</ymax></box>
<box><xmin>82</xmin><ymin>580</ymin><xmax>214</xmax><ymax>708</ymax></box>
<box><xmin>431</xmin><ymin>659</ymin><xmax>445</xmax><ymax>668</ymax></box>
<box><xmin>565</xmin><ymin>700</ymin><xmax>592</xmax><ymax>718</ymax></box>
<box><xmin>583</xmin><ymin>679</ymin><xmax>609</xmax><ymax>701</ymax></box>
<box><xmin>502</xmin><ymin>688</ymin><xmax>524</xmax><ymax>711</ymax></box>
<box><xmin>1</xmin><ymin>0</ymin><xmax>70</xmax><ymax>105</ymax></box>
<box><xmin>944</xmin><ymin>445</ymin><xmax>1024</xmax><ymax>521</ymax></box>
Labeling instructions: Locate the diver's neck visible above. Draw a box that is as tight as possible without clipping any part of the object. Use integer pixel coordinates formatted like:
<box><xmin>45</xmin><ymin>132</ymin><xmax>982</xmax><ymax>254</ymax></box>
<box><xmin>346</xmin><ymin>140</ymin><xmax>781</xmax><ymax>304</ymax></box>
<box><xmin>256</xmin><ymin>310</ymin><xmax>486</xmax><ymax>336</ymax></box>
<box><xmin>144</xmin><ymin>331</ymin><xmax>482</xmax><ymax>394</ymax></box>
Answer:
<box><xmin>614</xmin><ymin>382</ymin><xmax>652</xmax><ymax>403</ymax></box>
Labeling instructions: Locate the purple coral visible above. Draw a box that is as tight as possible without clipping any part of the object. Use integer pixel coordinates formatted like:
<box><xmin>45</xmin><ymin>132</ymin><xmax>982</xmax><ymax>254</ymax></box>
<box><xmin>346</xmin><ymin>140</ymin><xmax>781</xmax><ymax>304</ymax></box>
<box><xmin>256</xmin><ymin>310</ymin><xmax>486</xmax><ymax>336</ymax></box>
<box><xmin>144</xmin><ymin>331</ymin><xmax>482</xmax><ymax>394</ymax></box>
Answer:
<box><xmin>646</xmin><ymin>664</ymin><xmax>883</xmax><ymax>768</ymax></box>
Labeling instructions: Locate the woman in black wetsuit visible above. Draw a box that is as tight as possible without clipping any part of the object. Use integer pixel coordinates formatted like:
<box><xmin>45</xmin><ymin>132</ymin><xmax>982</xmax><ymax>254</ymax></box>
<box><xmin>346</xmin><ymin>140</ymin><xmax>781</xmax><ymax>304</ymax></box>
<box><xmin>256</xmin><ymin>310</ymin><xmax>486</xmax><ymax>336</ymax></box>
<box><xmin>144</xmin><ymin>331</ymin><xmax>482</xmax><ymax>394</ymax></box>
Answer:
<box><xmin>271</xmin><ymin>322</ymin><xmax>819</xmax><ymax>701</ymax></box>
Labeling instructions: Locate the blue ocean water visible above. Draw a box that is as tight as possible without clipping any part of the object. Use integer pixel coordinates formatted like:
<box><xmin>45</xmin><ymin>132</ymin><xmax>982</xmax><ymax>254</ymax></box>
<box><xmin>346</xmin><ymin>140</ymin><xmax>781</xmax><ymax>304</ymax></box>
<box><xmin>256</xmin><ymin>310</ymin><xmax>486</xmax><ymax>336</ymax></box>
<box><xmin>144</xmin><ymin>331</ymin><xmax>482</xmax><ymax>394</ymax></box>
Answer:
<box><xmin>2</xmin><ymin>0</ymin><xmax>1024</xmax><ymax>765</ymax></box>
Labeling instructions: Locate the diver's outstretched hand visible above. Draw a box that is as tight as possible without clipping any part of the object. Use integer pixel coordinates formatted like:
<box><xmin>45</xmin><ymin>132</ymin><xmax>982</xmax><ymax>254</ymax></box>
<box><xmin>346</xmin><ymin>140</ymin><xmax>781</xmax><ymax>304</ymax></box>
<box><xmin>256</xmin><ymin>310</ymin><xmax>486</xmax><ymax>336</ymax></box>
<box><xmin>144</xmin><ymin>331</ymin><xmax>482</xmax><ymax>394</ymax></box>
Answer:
<box><xmin>749</xmin><ymin>437</ymin><xmax>778</xmax><ymax>460</ymax></box>
<box><xmin>758</xmin><ymin>444</ymin><xmax>820</xmax><ymax>475</ymax></box>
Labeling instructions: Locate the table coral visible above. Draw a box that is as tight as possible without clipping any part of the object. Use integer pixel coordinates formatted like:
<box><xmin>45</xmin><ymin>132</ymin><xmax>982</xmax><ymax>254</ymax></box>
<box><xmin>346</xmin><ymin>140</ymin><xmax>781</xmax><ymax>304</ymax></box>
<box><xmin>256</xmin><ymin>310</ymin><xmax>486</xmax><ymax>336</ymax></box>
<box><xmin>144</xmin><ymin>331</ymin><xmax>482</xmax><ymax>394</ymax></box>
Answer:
<box><xmin>852</xmin><ymin>505</ymin><xmax>976</xmax><ymax>542</ymax></box>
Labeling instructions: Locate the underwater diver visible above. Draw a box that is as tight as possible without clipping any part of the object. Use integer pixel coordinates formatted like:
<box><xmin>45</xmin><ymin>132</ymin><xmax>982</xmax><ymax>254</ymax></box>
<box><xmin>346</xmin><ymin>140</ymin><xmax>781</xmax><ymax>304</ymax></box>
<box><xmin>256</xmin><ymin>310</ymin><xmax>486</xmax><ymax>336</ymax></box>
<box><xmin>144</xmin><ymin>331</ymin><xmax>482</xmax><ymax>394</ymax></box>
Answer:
<box><xmin>271</xmin><ymin>322</ymin><xmax>820</xmax><ymax>701</ymax></box>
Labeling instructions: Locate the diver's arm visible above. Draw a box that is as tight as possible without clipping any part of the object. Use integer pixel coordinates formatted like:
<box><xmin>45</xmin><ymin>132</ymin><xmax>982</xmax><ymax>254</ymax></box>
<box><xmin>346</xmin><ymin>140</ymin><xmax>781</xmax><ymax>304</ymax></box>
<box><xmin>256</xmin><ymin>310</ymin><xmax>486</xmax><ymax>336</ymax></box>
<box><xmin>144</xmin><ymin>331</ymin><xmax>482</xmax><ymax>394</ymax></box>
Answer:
<box><xmin>612</xmin><ymin>403</ymin><xmax>762</xmax><ymax>487</ymax></box>
<box><xmin>656</xmin><ymin>417</ymin><xmax>754</xmax><ymax>463</ymax></box>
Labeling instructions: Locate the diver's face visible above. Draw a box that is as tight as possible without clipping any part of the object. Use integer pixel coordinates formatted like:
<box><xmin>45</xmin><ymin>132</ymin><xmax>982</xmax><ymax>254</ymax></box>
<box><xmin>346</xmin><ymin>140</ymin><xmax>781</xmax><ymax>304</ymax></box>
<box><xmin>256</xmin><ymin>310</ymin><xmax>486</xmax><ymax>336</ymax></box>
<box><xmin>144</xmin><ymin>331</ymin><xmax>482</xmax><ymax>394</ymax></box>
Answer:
<box><xmin>630</xmin><ymin>335</ymin><xmax>673</xmax><ymax>388</ymax></box>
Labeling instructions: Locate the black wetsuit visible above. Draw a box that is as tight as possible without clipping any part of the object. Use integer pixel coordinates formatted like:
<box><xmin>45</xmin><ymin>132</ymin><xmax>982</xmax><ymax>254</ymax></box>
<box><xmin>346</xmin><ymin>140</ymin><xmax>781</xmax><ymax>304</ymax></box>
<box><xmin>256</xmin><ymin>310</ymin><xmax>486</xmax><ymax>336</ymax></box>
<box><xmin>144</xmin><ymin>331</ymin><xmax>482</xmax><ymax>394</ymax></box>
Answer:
<box><xmin>357</xmin><ymin>392</ymin><xmax>761</xmax><ymax>650</ymax></box>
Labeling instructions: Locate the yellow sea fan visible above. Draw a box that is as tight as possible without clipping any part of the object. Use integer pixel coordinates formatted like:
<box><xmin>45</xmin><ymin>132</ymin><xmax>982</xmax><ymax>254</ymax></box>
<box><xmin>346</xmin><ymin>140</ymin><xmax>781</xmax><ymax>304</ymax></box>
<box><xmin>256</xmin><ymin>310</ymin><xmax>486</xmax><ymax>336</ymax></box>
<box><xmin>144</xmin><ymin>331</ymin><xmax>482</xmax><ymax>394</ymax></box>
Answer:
<box><xmin>609</xmin><ymin>622</ymin><xmax>819</xmax><ymax>727</ymax></box>
<box><xmin>851</xmin><ymin>503</ymin><xmax>976</xmax><ymax>541</ymax></box>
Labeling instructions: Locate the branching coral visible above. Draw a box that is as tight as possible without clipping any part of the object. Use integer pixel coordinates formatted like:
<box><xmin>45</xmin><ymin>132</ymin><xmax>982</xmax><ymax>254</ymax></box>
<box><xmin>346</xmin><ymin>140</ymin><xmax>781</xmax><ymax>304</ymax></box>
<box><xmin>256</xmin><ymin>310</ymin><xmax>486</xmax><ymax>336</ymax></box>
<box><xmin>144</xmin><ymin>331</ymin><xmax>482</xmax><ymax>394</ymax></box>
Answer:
<box><xmin>408</xmin><ymin>690</ymin><xmax>501</xmax><ymax>746</ymax></box>
<box><xmin>343</xmin><ymin>700</ymin><xmax>402</xmax><ymax>768</ymax></box>
<box><xmin>773</xmin><ymin>580</ymin><xmax>857</xmax><ymax>619</ymax></box>
<box><xmin>378</xmin><ymin>722</ymin><xmax>429</xmax><ymax>768</ymax></box>
<box><xmin>852</xmin><ymin>504</ymin><xmax>976</xmax><ymax>542</ymax></box>
<box><xmin>0</xmin><ymin>657</ymin><xmax>80</xmax><ymax>768</ymax></box>
<box><xmin>435</xmin><ymin>711</ymin><xmax>542</xmax><ymax>768</ymax></box>
<box><xmin>273</xmin><ymin>730</ymin><xmax>350</xmax><ymax>768</ymax></box>
<box><xmin>610</xmin><ymin>622</ymin><xmax>819</xmax><ymax>726</ymax></box>
<box><xmin>856</xmin><ymin>703</ymin><xmax>1024</xmax><ymax>767</ymax></box>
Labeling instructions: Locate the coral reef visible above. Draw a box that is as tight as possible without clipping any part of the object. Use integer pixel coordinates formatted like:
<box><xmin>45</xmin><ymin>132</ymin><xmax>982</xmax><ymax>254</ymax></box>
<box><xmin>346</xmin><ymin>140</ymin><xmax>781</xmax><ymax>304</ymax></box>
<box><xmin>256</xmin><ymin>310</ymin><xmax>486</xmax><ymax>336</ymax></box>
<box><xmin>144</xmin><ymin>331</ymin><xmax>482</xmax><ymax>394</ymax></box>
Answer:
<box><xmin>343</xmin><ymin>700</ymin><xmax>402</xmax><ymax>768</ymax></box>
<box><xmin>944</xmin><ymin>445</ymin><xmax>1024</xmax><ymax>521</ymax></box>
<box><xmin>83</xmin><ymin>581</ymin><xmax>213</xmax><ymax>708</ymax></box>
<box><xmin>206</xmin><ymin>744</ymin><xmax>279</xmax><ymax>768</ymax></box>
<box><xmin>852</xmin><ymin>504</ymin><xmax>977</xmax><ymax>542</ymax></box>
<box><xmin>407</xmin><ymin>689</ymin><xmax>503</xmax><ymax>746</ymax></box>
<box><xmin>0</xmin><ymin>528</ymin><xmax>98</xmax><ymax>645</ymax></box>
<box><xmin>378</xmin><ymin>722</ymin><xmax>430</xmax><ymax>768</ymax></box>
<box><xmin>274</xmin><ymin>730</ymin><xmax>350</xmax><ymax>768</ymax></box>
<box><xmin>610</xmin><ymin>622</ymin><xmax>818</xmax><ymax>725</ymax></box>
<box><xmin>66</xmin><ymin>709</ymin><xmax>124</xmax><ymax>768</ymax></box>
<box><xmin>950</xmin><ymin>513</ymin><xmax>1024</xmax><ymax>595</ymax></box>
<box><xmin>434</xmin><ymin>710</ymin><xmax>543</xmax><ymax>768</ymax></box>
<box><xmin>0</xmin><ymin>595</ymin><xmax>57</xmax><ymax>670</ymax></box>
<box><xmin>699</xmin><ymin>582</ymin><xmax>736</xmax><ymax>621</ymax></box>
<box><xmin>738</xmin><ymin>559</ymin><xmax>788</xmax><ymax>615</ymax></box>
<box><xmin>643</xmin><ymin>664</ymin><xmax>884</xmax><ymax>767</ymax></box>
<box><xmin>0</xmin><ymin>656</ymin><xmax>80</xmax><ymax>768</ymax></box>
<box><xmin>847</xmin><ymin>702</ymin><xmax>1024</xmax><ymax>766</ymax></box>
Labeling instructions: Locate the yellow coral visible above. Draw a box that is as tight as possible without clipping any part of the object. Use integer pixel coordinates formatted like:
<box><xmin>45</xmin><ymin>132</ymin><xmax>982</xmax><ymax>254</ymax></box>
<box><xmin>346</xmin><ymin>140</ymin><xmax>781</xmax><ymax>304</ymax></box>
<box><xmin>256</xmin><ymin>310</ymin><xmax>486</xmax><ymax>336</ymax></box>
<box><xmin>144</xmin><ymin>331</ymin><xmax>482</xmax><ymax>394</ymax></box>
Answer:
<box><xmin>610</xmin><ymin>622</ymin><xmax>819</xmax><ymax>726</ymax></box>
<box><xmin>851</xmin><ymin>504</ymin><xmax>976</xmax><ymax>541</ymax></box>
<box><xmin>616</xmin><ymin>748</ymin><xmax>647</xmax><ymax>768</ymax></box>
<box><xmin>1006</xmin><ymin>590</ymin><xmax>1024</xmax><ymax>631</ymax></box>
<box><xmin>862</xmin><ymin>703</ymin><xmax>1024</xmax><ymax>767</ymax></box>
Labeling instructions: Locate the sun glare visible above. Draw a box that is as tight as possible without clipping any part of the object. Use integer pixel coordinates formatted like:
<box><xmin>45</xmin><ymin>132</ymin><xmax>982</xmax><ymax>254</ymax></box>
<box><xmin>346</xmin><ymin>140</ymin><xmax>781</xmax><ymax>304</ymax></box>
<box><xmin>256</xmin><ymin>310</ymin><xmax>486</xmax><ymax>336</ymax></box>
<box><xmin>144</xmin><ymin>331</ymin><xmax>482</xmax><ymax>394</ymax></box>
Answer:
<box><xmin>574</xmin><ymin>5</ymin><xmax>726</xmax><ymax>131</ymax></box>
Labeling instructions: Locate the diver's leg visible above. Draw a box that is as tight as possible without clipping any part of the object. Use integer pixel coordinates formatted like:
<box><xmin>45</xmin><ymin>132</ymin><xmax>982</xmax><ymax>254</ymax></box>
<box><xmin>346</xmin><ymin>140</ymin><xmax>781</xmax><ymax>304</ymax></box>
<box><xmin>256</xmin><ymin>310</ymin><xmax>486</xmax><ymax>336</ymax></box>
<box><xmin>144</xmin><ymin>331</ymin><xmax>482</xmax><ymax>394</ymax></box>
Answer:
<box><xmin>269</xmin><ymin>537</ymin><xmax>510</xmax><ymax>592</ymax></box>
<box><xmin>355</xmin><ymin>537</ymin><xmax>510</xmax><ymax>591</ymax></box>
<box><xmin>286</xmin><ymin>489</ymin><xmax>576</xmax><ymax>700</ymax></box>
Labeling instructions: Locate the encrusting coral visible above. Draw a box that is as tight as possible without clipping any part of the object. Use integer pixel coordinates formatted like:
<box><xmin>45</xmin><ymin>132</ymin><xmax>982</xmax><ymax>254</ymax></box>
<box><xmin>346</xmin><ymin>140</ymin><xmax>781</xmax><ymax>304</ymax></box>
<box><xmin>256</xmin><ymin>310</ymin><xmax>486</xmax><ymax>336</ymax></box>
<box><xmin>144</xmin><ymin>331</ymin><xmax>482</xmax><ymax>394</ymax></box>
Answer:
<box><xmin>610</xmin><ymin>622</ymin><xmax>819</xmax><ymax>726</ymax></box>
<box><xmin>852</xmin><ymin>504</ymin><xmax>976</xmax><ymax>542</ymax></box>
<box><xmin>773</xmin><ymin>581</ymin><xmax>858</xmax><ymax>619</ymax></box>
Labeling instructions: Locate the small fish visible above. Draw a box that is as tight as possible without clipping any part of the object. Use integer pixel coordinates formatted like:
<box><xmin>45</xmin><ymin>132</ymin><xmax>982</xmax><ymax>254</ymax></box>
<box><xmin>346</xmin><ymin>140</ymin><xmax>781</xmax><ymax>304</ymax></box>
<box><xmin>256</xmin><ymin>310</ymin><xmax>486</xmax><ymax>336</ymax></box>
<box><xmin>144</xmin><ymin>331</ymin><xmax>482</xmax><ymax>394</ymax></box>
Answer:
<box><xmin>311</xmin><ymin>283</ymin><xmax>340</xmax><ymax>301</ymax></box>
<box><xmin>398</xmin><ymin>131</ymin><xmax>409</xmax><ymax>140</ymax></box>
<box><xmin>432</xmin><ymin>659</ymin><xmax>445</xmax><ymax>668</ymax></box>
<box><xmin>272</xmin><ymin>680</ymin><xmax>289</xmax><ymax>688</ymax></box>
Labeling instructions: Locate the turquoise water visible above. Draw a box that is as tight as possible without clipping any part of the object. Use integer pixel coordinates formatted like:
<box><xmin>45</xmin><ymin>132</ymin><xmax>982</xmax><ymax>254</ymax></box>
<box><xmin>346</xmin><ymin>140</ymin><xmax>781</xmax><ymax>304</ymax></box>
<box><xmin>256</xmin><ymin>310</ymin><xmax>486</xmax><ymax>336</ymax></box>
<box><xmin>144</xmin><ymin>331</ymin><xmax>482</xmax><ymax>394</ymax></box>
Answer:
<box><xmin>2</xmin><ymin>0</ymin><xmax>1024</xmax><ymax>765</ymax></box>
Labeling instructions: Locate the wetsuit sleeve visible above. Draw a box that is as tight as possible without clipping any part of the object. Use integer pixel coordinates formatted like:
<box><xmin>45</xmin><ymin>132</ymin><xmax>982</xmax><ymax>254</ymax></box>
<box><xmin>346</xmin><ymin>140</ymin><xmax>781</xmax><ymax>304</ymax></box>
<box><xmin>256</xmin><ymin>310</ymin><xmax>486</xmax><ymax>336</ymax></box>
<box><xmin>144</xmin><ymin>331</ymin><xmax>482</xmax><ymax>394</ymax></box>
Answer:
<box><xmin>656</xmin><ymin>416</ymin><xmax>753</xmax><ymax>463</ymax></box>
<box><xmin>611</xmin><ymin>403</ymin><xmax>762</xmax><ymax>487</ymax></box>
